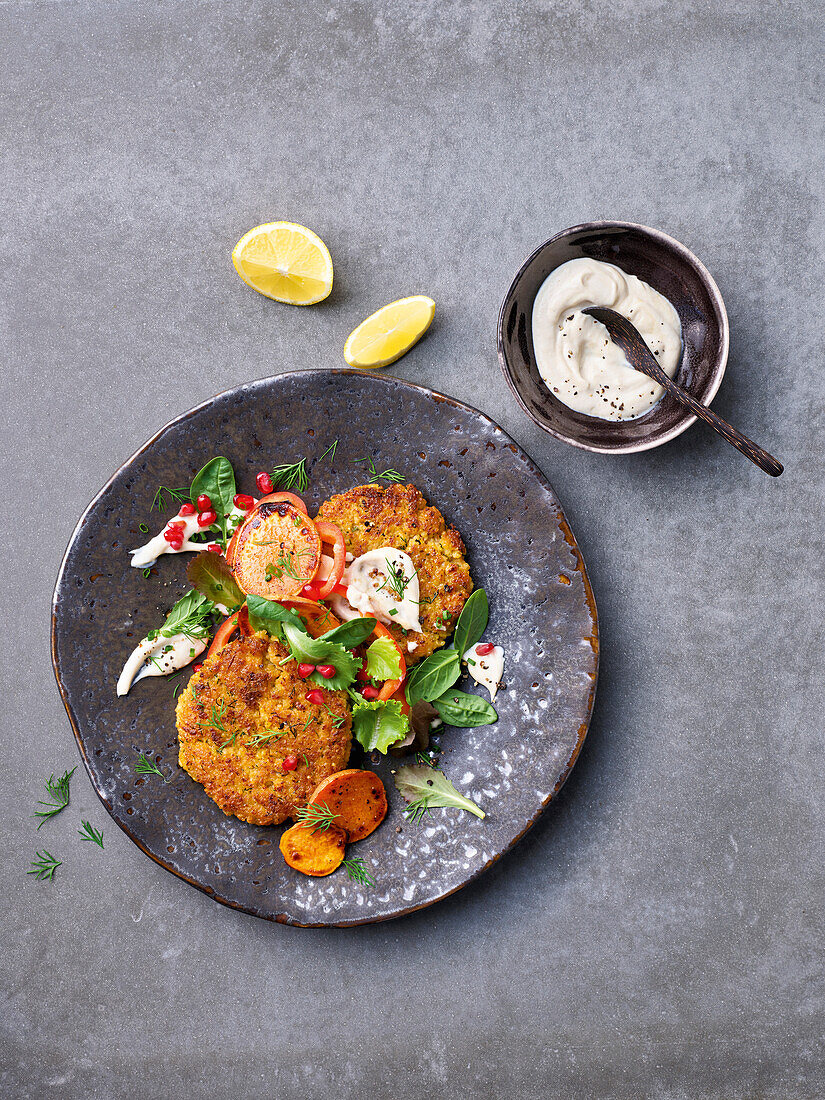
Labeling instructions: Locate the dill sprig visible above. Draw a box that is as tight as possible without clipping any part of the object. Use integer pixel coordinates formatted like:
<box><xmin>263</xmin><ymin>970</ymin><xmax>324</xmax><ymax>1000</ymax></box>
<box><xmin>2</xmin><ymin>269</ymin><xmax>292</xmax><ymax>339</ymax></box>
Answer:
<box><xmin>341</xmin><ymin>858</ymin><xmax>375</xmax><ymax>887</ymax></box>
<box><xmin>319</xmin><ymin>440</ymin><xmax>339</xmax><ymax>462</ymax></box>
<box><xmin>196</xmin><ymin>700</ymin><xmax>235</xmax><ymax>752</ymax></box>
<box><xmin>28</xmin><ymin>850</ymin><xmax>62</xmax><ymax>881</ymax></box>
<box><xmin>261</xmin><ymin>550</ymin><xmax>309</xmax><ymax>582</ymax></box>
<box><xmin>378</xmin><ymin>558</ymin><xmax>414</xmax><ymax>600</ymax></box>
<box><xmin>356</xmin><ymin>456</ymin><xmax>405</xmax><ymax>484</ymax></box>
<box><xmin>34</xmin><ymin>767</ymin><xmax>76</xmax><ymax>829</ymax></box>
<box><xmin>151</xmin><ymin>486</ymin><xmax>190</xmax><ymax>512</ymax></box>
<box><xmin>271</xmin><ymin>458</ymin><xmax>309</xmax><ymax>493</ymax></box>
<box><xmin>79</xmin><ymin>820</ymin><xmax>104</xmax><ymax>848</ymax></box>
<box><xmin>294</xmin><ymin>802</ymin><xmax>340</xmax><ymax>834</ymax></box>
<box><xmin>402</xmin><ymin>797</ymin><xmax>434</xmax><ymax>824</ymax></box>
<box><xmin>135</xmin><ymin>752</ymin><xmax>170</xmax><ymax>782</ymax></box>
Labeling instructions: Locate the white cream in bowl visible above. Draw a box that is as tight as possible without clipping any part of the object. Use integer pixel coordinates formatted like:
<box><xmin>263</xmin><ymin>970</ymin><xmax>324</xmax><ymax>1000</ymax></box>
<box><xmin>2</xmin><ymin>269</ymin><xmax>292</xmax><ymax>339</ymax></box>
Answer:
<box><xmin>531</xmin><ymin>258</ymin><xmax>682</xmax><ymax>420</ymax></box>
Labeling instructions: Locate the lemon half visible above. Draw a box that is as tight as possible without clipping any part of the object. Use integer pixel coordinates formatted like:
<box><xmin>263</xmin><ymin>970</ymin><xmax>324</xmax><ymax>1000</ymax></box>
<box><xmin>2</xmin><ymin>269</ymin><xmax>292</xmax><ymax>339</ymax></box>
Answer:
<box><xmin>344</xmin><ymin>295</ymin><xmax>435</xmax><ymax>369</ymax></box>
<box><xmin>232</xmin><ymin>222</ymin><xmax>333</xmax><ymax>305</ymax></box>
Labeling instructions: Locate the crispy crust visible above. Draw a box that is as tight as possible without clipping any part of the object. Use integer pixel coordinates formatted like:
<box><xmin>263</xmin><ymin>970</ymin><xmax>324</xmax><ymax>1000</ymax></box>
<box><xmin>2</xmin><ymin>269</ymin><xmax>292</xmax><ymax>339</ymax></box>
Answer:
<box><xmin>176</xmin><ymin>631</ymin><xmax>351</xmax><ymax>826</ymax></box>
<box><xmin>317</xmin><ymin>483</ymin><xmax>473</xmax><ymax>664</ymax></box>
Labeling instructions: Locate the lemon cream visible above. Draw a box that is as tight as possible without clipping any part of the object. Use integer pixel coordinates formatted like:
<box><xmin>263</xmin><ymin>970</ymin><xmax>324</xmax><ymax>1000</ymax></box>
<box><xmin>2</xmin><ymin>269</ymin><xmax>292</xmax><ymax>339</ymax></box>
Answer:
<box><xmin>532</xmin><ymin>258</ymin><xmax>682</xmax><ymax>420</ymax></box>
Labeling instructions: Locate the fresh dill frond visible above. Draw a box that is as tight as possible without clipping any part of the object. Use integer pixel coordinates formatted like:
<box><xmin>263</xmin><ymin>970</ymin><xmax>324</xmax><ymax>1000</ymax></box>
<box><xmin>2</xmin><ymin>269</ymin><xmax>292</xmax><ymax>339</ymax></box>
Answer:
<box><xmin>319</xmin><ymin>440</ymin><xmax>339</xmax><ymax>462</ymax></box>
<box><xmin>271</xmin><ymin>458</ymin><xmax>309</xmax><ymax>493</ymax></box>
<box><xmin>27</xmin><ymin>850</ymin><xmax>62</xmax><ymax>881</ymax></box>
<box><xmin>151</xmin><ymin>486</ymin><xmax>190</xmax><ymax>512</ymax></box>
<box><xmin>402</xmin><ymin>797</ymin><xmax>433</xmax><ymax>824</ymax></box>
<box><xmin>34</xmin><ymin>767</ymin><xmax>76</xmax><ymax>829</ymax></box>
<box><xmin>356</xmin><ymin>456</ymin><xmax>405</xmax><ymax>484</ymax></box>
<box><xmin>247</xmin><ymin>727</ymin><xmax>289</xmax><ymax>747</ymax></box>
<box><xmin>341</xmin><ymin>858</ymin><xmax>375</xmax><ymax>887</ymax></box>
<box><xmin>79</xmin><ymin>820</ymin><xmax>104</xmax><ymax>848</ymax></box>
<box><xmin>135</xmin><ymin>752</ymin><xmax>170</xmax><ymax>782</ymax></box>
<box><xmin>294</xmin><ymin>801</ymin><xmax>340</xmax><ymax>834</ymax></box>
<box><xmin>378</xmin><ymin>558</ymin><xmax>414</xmax><ymax>600</ymax></box>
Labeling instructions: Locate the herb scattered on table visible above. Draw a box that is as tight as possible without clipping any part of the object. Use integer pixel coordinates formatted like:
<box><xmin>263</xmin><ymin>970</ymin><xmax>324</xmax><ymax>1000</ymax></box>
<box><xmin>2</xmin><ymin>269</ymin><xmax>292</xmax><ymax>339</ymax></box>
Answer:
<box><xmin>318</xmin><ymin>440</ymin><xmax>338</xmax><ymax>462</ymax></box>
<box><xmin>135</xmin><ymin>752</ymin><xmax>171</xmax><ymax>782</ymax></box>
<box><xmin>341</xmin><ymin>857</ymin><xmax>375</xmax><ymax>887</ymax></box>
<box><xmin>271</xmin><ymin>457</ymin><xmax>309</xmax><ymax>493</ymax></box>
<box><xmin>79</xmin><ymin>820</ymin><xmax>104</xmax><ymax>848</ymax></box>
<box><xmin>151</xmin><ymin>485</ymin><xmax>190</xmax><ymax>512</ymax></box>
<box><xmin>27</xmin><ymin>850</ymin><xmax>62</xmax><ymax>881</ymax></box>
<box><xmin>33</xmin><ymin>767</ymin><xmax>76</xmax><ymax>829</ymax></box>
<box><xmin>356</xmin><ymin>456</ymin><xmax>405</xmax><ymax>483</ymax></box>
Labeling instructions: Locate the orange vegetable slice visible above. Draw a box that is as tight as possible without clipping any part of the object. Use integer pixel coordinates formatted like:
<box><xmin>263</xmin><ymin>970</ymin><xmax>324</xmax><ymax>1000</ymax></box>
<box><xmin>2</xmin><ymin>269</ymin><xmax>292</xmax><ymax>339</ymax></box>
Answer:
<box><xmin>309</xmin><ymin>769</ymin><xmax>388</xmax><ymax>843</ymax></box>
<box><xmin>279</xmin><ymin>822</ymin><xmax>347</xmax><ymax>876</ymax></box>
<box><xmin>230</xmin><ymin>499</ymin><xmax>321</xmax><ymax>599</ymax></box>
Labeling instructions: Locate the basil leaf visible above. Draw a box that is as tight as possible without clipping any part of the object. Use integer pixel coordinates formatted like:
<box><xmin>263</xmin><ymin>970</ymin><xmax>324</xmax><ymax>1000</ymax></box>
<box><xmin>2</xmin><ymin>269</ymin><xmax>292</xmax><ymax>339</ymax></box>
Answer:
<box><xmin>160</xmin><ymin>590</ymin><xmax>215</xmax><ymax>639</ymax></box>
<box><xmin>432</xmin><ymin>689</ymin><xmax>498</xmax><ymax>728</ymax></box>
<box><xmin>321</xmin><ymin>617</ymin><xmax>377</xmax><ymax>650</ymax></box>
<box><xmin>365</xmin><ymin>636</ymin><xmax>403</xmax><ymax>681</ymax></box>
<box><xmin>282</xmin><ymin>622</ymin><xmax>360</xmax><ymax>691</ymax></box>
<box><xmin>246</xmin><ymin>595</ymin><xmax>304</xmax><ymax>639</ymax></box>
<box><xmin>187</xmin><ymin>551</ymin><xmax>245</xmax><ymax>611</ymax></box>
<box><xmin>406</xmin><ymin>650</ymin><xmax>461</xmax><ymax>706</ymax></box>
<box><xmin>190</xmin><ymin>457</ymin><xmax>236</xmax><ymax>543</ymax></box>
<box><xmin>352</xmin><ymin>699</ymin><xmax>409</xmax><ymax>753</ymax></box>
<box><xmin>453</xmin><ymin>588</ymin><xmax>489</xmax><ymax>659</ymax></box>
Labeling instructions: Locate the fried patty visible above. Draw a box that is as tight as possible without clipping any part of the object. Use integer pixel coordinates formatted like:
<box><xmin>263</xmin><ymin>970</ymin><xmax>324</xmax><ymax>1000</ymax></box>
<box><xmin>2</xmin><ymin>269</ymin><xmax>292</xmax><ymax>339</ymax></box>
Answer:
<box><xmin>317</xmin><ymin>483</ymin><xmax>473</xmax><ymax>665</ymax></box>
<box><xmin>176</xmin><ymin>631</ymin><xmax>351</xmax><ymax>826</ymax></box>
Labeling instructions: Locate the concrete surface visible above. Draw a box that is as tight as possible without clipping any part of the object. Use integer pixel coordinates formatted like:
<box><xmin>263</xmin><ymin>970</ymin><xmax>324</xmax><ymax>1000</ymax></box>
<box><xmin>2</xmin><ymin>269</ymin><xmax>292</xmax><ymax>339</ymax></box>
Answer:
<box><xmin>2</xmin><ymin>2</ymin><xmax>823</xmax><ymax>1097</ymax></box>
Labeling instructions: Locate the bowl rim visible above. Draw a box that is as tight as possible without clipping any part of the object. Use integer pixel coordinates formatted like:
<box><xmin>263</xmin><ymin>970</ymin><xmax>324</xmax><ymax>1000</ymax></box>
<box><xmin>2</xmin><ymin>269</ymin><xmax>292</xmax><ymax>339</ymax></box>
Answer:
<box><xmin>497</xmin><ymin>220</ymin><xmax>730</xmax><ymax>455</ymax></box>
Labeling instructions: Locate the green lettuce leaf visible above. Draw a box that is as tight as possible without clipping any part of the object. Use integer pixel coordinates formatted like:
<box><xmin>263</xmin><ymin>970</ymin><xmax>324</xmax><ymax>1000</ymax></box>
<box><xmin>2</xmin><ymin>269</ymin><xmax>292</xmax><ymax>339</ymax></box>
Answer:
<box><xmin>394</xmin><ymin>763</ymin><xmax>485</xmax><ymax>820</ymax></box>
<box><xmin>453</xmin><ymin>588</ymin><xmax>488</xmax><ymax>658</ymax></box>
<box><xmin>365</xmin><ymin>636</ymin><xmax>403</xmax><ymax>680</ymax></box>
<box><xmin>352</xmin><ymin>699</ymin><xmax>409</xmax><ymax>753</ymax></box>
<box><xmin>282</xmin><ymin>622</ymin><xmax>360</xmax><ymax>691</ymax></box>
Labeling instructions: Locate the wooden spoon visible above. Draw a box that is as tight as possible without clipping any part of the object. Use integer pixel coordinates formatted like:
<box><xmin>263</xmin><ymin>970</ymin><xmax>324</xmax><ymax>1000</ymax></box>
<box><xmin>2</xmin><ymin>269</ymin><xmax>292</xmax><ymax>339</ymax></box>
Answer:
<box><xmin>582</xmin><ymin>306</ymin><xmax>783</xmax><ymax>477</ymax></box>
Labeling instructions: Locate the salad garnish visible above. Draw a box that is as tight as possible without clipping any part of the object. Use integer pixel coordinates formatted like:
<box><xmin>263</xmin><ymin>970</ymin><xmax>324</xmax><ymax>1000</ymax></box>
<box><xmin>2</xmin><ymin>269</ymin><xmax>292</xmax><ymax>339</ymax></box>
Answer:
<box><xmin>271</xmin><ymin>457</ymin><xmax>309</xmax><ymax>493</ymax></box>
<box><xmin>341</xmin><ymin>857</ymin><xmax>375</xmax><ymax>887</ymax></box>
<box><xmin>395</xmin><ymin>763</ymin><xmax>485</xmax><ymax>822</ymax></box>
<box><xmin>135</xmin><ymin>752</ymin><xmax>171</xmax><ymax>782</ymax></box>
<box><xmin>78</xmin><ymin>820</ymin><xmax>104</xmax><ymax>848</ymax></box>
<box><xmin>33</xmin><ymin>767</ymin><xmax>76</xmax><ymax>829</ymax></box>
<box><xmin>27</xmin><ymin>850</ymin><xmax>62</xmax><ymax>881</ymax></box>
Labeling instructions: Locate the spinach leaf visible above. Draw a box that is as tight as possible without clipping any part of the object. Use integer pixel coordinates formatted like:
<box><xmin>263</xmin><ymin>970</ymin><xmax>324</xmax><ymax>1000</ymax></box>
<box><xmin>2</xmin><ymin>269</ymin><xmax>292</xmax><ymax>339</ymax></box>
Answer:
<box><xmin>281</xmin><ymin>622</ymin><xmax>360</xmax><ymax>691</ymax></box>
<box><xmin>352</xmin><ymin>700</ymin><xmax>409</xmax><ymax>753</ymax></box>
<box><xmin>190</xmin><ymin>457</ymin><xmax>236</xmax><ymax>544</ymax></box>
<box><xmin>453</xmin><ymin>588</ymin><xmax>489</xmax><ymax>659</ymax></box>
<box><xmin>246</xmin><ymin>595</ymin><xmax>304</xmax><ymax>639</ymax></box>
<box><xmin>187</xmin><ymin>552</ymin><xmax>245</xmax><ymax>611</ymax></box>
<box><xmin>320</xmin><ymin>617</ymin><xmax>377</xmax><ymax>650</ymax></box>
<box><xmin>365</xmin><ymin>636</ymin><xmax>403</xmax><ymax>681</ymax></box>
<box><xmin>432</xmin><ymin>689</ymin><xmax>498</xmax><ymax>728</ymax></box>
<box><xmin>405</xmin><ymin>649</ymin><xmax>460</xmax><ymax>706</ymax></box>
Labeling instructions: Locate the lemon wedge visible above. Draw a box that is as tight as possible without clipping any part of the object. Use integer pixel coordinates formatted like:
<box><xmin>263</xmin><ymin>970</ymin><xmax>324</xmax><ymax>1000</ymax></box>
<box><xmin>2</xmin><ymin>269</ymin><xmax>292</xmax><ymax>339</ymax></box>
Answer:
<box><xmin>344</xmin><ymin>296</ymin><xmax>435</xmax><ymax>369</ymax></box>
<box><xmin>232</xmin><ymin>222</ymin><xmax>333</xmax><ymax>305</ymax></box>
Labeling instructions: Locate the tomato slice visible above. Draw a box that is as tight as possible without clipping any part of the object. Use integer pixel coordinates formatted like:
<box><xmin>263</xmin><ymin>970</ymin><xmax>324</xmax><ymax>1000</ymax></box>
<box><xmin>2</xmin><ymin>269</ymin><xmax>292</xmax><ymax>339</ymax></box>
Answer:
<box><xmin>255</xmin><ymin>491</ymin><xmax>309</xmax><ymax>516</ymax></box>
<box><xmin>205</xmin><ymin>606</ymin><xmax>250</xmax><ymax>658</ymax></box>
<box><xmin>312</xmin><ymin>519</ymin><xmax>346</xmax><ymax>599</ymax></box>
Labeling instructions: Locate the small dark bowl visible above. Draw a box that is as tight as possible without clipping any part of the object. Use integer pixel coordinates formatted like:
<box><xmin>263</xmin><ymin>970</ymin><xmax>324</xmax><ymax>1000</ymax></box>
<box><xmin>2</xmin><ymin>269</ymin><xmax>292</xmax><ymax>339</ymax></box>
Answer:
<box><xmin>497</xmin><ymin>222</ymin><xmax>729</xmax><ymax>454</ymax></box>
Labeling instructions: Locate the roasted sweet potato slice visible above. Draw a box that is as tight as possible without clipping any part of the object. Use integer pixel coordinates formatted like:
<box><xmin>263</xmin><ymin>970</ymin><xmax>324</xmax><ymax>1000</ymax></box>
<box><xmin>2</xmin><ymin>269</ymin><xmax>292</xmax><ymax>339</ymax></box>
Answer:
<box><xmin>279</xmin><ymin>822</ymin><xmax>347</xmax><ymax>876</ymax></box>
<box><xmin>309</xmin><ymin>769</ymin><xmax>388</xmax><ymax>842</ymax></box>
<box><xmin>229</xmin><ymin>499</ymin><xmax>321</xmax><ymax>599</ymax></box>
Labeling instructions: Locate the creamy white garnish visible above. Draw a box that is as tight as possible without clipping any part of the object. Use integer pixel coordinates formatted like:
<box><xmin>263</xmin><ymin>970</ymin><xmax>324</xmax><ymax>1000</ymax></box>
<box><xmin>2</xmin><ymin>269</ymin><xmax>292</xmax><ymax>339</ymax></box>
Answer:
<box><xmin>329</xmin><ymin>547</ymin><xmax>422</xmax><ymax>632</ymax></box>
<box><xmin>463</xmin><ymin>643</ymin><xmax>504</xmax><ymax>702</ymax></box>
<box><xmin>129</xmin><ymin>503</ymin><xmax>251</xmax><ymax>568</ymax></box>
<box><xmin>531</xmin><ymin>258</ymin><xmax>682</xmax><ymax>420</ymax></box>
<box><xmin>116</xmin><ymin>632</ymin><xmax>206</xmax><ymax>696</ymax></box>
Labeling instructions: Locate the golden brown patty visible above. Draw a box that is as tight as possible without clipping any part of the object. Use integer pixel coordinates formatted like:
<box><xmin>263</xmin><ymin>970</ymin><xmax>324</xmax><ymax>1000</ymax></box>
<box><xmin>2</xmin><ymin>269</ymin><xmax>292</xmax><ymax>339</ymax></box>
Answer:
<box><xmin>176</xmin><ymin>631</ymin><xmax>351</xmax><ymax>826</ymax></box>
<box><xmin>317</xmin><ymin>483</ymin><xmax>472</xmax><ymax>665</ymax></box>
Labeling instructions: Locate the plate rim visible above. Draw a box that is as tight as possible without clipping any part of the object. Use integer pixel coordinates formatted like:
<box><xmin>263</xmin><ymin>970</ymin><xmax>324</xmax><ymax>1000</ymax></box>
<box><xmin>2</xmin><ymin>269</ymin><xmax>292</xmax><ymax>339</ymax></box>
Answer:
<box><xmin>51</xmin><ymin>368</ymin><xmax>599</xmax><ymax>927</ymax></box>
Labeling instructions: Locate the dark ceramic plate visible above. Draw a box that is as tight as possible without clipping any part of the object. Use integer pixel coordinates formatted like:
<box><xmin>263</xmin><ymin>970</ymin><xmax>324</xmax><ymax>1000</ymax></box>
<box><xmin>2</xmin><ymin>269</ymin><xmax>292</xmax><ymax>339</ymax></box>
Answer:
<box><xmin>52</xmin><ymin>370</ymin><xmax>598</xmax><ymax>926</ymax></box>
<box><xmin>498</xmin><ymin>221</ymin><xmax>729</xmax><ymax>454</ymax></box>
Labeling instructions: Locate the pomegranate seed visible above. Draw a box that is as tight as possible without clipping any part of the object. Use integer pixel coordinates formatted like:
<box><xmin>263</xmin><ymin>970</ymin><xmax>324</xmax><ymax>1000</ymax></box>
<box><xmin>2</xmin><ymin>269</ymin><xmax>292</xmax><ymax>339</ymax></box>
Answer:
<box><xmin>207</xmin><ymin>543</ymin><xmax>223</xmax><ymax>554</ymax></box>
<box><xmin>317</xmin><ymin>664</ymin><xmax>336</xmax><ymax>679</ymax></box>
<box><xmin>297</xmin><ymin>663</ymin><xmax>315</xmax><ymax>679</ymax></box>
<box><xmin>362</xmin><ymin>685</ymin><xmax>380</xmax><ymax>700</ymax></box>
<box><xmin>163</xmin><ymin>528</ymin><xmax>182</xmax><ymax>544</ymax></box>
<box><xmin>256</xmin><ymin>471</ymin><xmax>273</xmax><ymax>494</ymax></box>
<box><xmin>193</xmin><ymin>663</ymin><xmax>203</xmax><ymax>672</ymax></box>
<box><xmin>196</xmin><ymin>494</ymin><xmax>212</xmax><ymax>511</ymax></box>
<box><xmin>233</xmin><ymin>493</ymin><xmax>256</xmax><ymax>512</ymax></box>
<box><xmin>476</xmin><ymin>642</ymin><xmax>495</xmax><ymax>656</ymax></box>
<box><xmin>282</xmin><ymin>754</ymin><xmax>298</xmax><ymax>772</ymax></box>
<box><xmin>356</xmin><ymin>664</ymin><xmax>371</xmax><ymax>682</ymax></box>
<box><xmin>179</xmin><ymin>501</ymin><xmax>196</xmax><ymax>516</ymax></box>
<box><xmin>305</xmin><ymin>689</ymin><xmax>325</xmax><ymax>705</ymax></box>
<box><xmin>168</xmin><ymin>519</ymin><xmax>186</xmax><ymax>529</ymax></box>
<box><xmin>197</xmin><ymin>509</ymin><xmax>217</xmax><ymax>528</ymax></box>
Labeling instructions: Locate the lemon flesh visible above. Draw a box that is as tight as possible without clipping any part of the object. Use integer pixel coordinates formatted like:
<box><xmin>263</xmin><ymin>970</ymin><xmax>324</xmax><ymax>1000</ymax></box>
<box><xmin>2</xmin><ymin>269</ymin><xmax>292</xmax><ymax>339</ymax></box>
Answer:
<box><xmin>232</xmin><ymin>222</ymin><xmax>333</xmax><ymax>305</ymax></box>
<box><xmin>344</xmin><ymin>296</ymin><xmax>435</xmax><ymax>369</ymax></box>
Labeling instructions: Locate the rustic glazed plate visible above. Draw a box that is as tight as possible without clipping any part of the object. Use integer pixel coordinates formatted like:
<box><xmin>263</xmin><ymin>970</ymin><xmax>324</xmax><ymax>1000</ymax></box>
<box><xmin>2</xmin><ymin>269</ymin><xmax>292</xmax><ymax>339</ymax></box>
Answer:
<box><xmin>52</xmin><ymin>370</ymin><xmax>598</xmax><ymax>927</ymax></box>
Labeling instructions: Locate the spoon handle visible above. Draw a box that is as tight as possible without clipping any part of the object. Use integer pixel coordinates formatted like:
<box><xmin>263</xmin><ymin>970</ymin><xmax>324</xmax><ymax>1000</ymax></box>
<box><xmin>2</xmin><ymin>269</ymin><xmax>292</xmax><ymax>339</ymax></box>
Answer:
<box><xmin>657</xmin><ymin>376</ymin><xmax>783</xmax><ymax>477</ymax></box>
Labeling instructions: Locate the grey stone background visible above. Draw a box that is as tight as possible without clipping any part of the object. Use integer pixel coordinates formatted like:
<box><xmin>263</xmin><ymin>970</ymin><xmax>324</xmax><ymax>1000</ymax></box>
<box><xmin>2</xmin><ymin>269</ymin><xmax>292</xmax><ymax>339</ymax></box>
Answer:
<box><xmin>2</xmin><ymin>1</ymin><xmax>822</xmax><ymax>1097</ymax></box>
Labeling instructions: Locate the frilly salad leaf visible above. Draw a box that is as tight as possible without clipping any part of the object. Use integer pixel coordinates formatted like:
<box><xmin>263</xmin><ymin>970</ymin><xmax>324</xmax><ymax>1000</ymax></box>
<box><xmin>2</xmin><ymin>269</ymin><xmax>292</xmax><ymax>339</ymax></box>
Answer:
<box><xmin>352</xmin><ymin>699</ymin><xmax>409</xmax><ymax>753</ymax></box>
<box><xmin>365</xmin><ymin>636</ymin><xmax>403</xmax><ymax>681</ymax></box>
<box><xmin>281</xmin><ymin>622</ymin><xmax>360</xmax><ymax>691</ymax></box>
<box><xmin>452</xmin><ymin>588</ymin><xmax>489</xmax><ymax>659</ymax></box>
<box><xmin>187</xmin><ymin>552</ymin><xmax>245</xmax><ymax>611</ymax></box>
<box><xmin>394</xmin><ymin>763</ymin><xmax>485</xmax><ymax>821</ymax></box>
